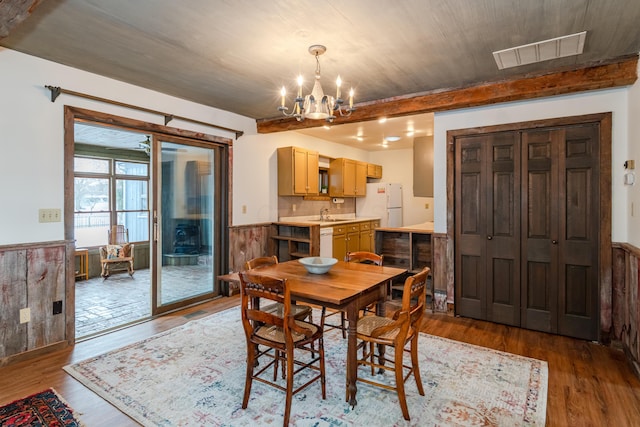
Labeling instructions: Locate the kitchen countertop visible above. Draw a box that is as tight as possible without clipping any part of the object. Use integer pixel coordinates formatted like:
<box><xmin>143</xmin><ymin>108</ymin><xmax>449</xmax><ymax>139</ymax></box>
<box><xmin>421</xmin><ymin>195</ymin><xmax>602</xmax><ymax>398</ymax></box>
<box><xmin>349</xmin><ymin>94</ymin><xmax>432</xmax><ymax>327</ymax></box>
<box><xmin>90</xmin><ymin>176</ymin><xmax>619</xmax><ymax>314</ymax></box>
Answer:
<box><xmin>278</xmin><ymin>215</ymin><xmax>381</xmax><ymax>227</ymax></box>
<box><xmin>376</xmin><ymin>221</ymin><xmax>434</xmax><ymax>233</ymax></box>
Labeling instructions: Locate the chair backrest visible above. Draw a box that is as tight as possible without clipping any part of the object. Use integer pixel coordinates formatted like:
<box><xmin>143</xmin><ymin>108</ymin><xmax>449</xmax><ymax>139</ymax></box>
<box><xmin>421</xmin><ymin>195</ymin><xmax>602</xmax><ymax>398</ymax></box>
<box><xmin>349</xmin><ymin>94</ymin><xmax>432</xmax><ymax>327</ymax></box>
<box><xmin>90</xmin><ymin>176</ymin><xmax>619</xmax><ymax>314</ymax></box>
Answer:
<box><xmin>108</xmin><ymin>225</ymin><xmax>129</xmax><ymax>245</ymax></box>
<box><xmin>239</xmin><ymin>271</ymin><xmax>315</xmax><ymax>344</ymax></box>
<box><xmin>244</xmin><ymin>255</ymin><xmax>278</xmax><ymax>271</ymax></box>
<box><xmin>345</xmin><ymin>251</ymin><xmax>383</xmax><ymax>265</ymax></box>
<box><xmin>239</xmin><ymin>271</ymin><xmax>287</xmax><ymax>332</ymax></box>
<box><xmin>401</xmin><ymin>267</ymin><xmax>430</xmax><ymax>328</ymax></box>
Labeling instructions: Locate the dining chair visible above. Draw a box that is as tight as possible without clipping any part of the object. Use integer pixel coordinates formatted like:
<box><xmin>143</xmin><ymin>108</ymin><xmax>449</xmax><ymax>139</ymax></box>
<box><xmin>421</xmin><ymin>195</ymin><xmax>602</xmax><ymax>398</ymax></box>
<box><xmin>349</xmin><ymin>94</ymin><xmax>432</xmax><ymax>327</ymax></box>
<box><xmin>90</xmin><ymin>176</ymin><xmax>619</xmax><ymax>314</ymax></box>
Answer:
<box><xmin>239</xmin><ymin>271</ymin><xmax>326</xmax><ymax>427</ymax></box>
<box><xmin>244</xmin><ymin>255</ymin><xmax>315</xmax><ymax>380</ymax></box>
<box><xmin>322</xmin><ymin>251</ymin><xmax>383</xmax><ymax>338</ymax></box>
<box><xmin>244</xmin><ymin>256</ymin><xmax>313</xmax><ymax>322</ymax></box>
<box><xmin>355</xmin><ymin>266</ymin><xmax>430</xmax><ymax>421</ymax></box>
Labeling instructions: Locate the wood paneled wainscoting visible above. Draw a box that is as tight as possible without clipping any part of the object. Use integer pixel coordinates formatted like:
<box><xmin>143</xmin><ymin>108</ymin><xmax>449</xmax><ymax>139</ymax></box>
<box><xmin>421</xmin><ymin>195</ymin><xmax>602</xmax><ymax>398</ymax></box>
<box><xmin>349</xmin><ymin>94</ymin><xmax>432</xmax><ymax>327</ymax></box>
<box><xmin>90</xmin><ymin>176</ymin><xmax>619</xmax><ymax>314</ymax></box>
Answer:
<box><xmin>228</xmin><ymin>223</ymin><xmax>272</xmax><ymax>273</ymax></box>
<box><xmin>0</xmin><ymin>240</ymin><xmax>74</xmax><ymax>367</ymax></box>
<box><xmin>612</xmin><ymin>242</ymin><xmax>640</xmax><ymax>377</ymax></box>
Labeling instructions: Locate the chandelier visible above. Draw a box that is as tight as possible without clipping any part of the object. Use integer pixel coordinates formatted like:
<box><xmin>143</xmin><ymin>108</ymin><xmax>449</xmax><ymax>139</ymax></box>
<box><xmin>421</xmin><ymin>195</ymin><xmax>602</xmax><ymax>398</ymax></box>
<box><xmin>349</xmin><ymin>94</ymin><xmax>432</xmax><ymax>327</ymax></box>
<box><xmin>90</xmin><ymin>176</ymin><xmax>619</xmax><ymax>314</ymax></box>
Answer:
<box><xmin>278</xmin><ymin>45</ymin><xmax>355</xmax><ymax>122</ymax></box>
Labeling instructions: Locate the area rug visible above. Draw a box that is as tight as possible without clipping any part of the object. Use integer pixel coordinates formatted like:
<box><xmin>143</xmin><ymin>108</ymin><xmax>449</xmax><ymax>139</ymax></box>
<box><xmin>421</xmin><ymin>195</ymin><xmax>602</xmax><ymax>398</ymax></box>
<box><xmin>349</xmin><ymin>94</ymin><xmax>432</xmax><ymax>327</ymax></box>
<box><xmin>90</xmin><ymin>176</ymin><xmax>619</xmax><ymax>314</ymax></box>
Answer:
<box><xmin>0</xmin><ymin>388</ymin><xmax>84</xmax><ymax>427</ymax></box>
<box><xmin>64</xmin><ymin>307</ymin><xmax>548</xmax><ymax>426</ymax></box>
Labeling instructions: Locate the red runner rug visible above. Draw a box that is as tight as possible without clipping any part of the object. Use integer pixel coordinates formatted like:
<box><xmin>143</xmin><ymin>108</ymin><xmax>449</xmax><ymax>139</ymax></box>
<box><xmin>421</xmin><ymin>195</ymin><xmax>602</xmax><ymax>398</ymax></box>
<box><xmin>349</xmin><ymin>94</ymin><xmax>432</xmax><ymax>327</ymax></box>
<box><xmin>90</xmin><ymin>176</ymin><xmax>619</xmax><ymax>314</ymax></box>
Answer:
<box><xmin>0</xmin><ymin>389</ymin><xmax>83</xmax><ymax>427</ymax></box>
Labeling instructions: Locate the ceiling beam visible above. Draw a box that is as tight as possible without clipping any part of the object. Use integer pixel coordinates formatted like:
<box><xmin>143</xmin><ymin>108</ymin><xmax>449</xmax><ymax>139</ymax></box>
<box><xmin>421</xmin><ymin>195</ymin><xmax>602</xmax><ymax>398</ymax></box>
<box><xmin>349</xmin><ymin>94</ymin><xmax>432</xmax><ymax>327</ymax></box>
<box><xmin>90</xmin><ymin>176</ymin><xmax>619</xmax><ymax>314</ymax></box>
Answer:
<box><xmin>0</xmin><ymin>0</ymin><xmax>41</xmax><ymax>39</ymax></box>
<box><xmin>257</xmin><ymin>55</ymin><xmax>638</xmax><ymax>134</ymax></box>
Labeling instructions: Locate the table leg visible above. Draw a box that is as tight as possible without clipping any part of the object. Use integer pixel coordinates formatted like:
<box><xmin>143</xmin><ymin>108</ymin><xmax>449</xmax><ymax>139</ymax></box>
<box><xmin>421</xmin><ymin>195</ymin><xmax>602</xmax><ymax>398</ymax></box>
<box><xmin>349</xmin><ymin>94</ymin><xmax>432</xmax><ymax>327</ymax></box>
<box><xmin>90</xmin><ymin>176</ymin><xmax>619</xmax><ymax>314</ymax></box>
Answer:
<box><xmin>345</xmin><ymin>303</ymin><xmax>358</xmax><ymax>406</ymax></box>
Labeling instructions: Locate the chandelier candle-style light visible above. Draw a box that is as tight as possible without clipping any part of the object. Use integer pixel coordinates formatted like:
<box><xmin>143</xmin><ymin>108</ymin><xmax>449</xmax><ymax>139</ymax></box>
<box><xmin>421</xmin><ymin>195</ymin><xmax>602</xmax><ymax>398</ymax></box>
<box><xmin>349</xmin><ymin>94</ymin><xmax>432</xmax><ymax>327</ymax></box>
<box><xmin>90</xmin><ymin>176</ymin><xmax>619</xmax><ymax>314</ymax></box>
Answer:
<box><xmin>279</xmin><ymin>45</ymin><xmax>355</xmax><ymax>122</ymax></box>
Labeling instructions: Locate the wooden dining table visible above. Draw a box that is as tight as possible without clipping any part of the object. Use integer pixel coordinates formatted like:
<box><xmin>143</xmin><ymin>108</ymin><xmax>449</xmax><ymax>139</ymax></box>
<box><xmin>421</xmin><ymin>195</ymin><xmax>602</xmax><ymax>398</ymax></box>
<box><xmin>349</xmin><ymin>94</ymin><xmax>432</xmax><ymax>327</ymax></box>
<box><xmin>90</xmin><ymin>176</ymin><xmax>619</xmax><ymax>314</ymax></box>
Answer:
<box><xmin>234</xmin><ymin>259</ymin><xmax>407</xmax><ymax>407</ymax></box>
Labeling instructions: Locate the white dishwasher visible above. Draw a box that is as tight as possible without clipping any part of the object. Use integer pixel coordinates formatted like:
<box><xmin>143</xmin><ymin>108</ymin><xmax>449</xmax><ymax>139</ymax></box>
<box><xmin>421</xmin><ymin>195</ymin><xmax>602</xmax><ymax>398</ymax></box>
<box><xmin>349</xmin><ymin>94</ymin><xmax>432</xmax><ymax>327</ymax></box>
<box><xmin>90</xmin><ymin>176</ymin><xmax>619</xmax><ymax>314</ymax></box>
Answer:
<box><xmin>319</xmin><ymin>227</ymin><xmax>333</xmax><ymax>258</ymax></box>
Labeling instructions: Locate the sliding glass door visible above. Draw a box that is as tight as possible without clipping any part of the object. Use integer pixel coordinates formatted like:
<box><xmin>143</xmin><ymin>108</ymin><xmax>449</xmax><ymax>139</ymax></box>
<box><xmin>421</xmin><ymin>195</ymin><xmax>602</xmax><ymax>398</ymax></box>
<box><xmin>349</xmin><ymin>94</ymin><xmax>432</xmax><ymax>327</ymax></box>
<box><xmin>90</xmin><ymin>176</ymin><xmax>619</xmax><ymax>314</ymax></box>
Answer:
<box><xmin>153</xmin><ymin>136</ymin><xmax>223</xmax><ymax>313</ymax></box>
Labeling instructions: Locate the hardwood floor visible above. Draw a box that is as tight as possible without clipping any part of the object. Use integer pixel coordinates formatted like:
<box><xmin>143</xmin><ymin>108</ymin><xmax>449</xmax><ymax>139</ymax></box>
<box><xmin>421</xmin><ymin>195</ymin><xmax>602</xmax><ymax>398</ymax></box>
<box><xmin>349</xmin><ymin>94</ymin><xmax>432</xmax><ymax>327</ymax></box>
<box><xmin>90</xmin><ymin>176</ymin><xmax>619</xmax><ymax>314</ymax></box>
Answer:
<box><xmin>1</xmin><ymin>296</ymin><xmax>640</xmax><ymax>426</ymax></box>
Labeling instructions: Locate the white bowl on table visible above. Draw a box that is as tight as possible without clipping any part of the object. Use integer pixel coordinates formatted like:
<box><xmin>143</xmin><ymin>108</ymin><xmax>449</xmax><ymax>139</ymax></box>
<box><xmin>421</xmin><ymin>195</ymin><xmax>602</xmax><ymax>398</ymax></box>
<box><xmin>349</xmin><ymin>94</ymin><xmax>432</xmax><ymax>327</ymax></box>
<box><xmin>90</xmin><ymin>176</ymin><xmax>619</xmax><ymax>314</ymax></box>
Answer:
<box><xmin>298</xmin><ymin>257</ymin><xmax>338</xmax><ymax>274</ymax></box>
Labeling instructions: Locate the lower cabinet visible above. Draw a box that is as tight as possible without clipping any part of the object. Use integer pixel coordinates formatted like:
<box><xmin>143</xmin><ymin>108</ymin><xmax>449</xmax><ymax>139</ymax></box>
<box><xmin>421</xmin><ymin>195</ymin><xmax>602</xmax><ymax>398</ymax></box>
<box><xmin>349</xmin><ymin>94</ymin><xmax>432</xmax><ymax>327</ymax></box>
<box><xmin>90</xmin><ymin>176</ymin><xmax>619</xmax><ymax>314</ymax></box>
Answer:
<box><xmin>332</xmin><ymin>221</ymin><xmax>375</xmax><ymax>260</ymax></box>
<box><xmin>270</xmin><ymin>223</ymin><xmax>320</xmax><ymax>261</ymax></box>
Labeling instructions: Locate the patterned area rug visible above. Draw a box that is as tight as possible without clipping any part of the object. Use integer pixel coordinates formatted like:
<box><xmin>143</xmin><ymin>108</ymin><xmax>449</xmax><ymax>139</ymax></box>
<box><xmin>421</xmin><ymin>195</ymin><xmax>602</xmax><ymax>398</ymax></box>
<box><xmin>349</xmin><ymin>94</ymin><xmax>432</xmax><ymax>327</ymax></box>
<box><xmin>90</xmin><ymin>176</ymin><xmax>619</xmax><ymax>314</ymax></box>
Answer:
<box><xmin>64</xmin><ymin>307</ymin><xmax>548</xmax><ymax>426</ymax></box>
<box><xmin>0</xmin><ymin>388</ymin><xmax>84</xmax><ymax>427</ymax></box>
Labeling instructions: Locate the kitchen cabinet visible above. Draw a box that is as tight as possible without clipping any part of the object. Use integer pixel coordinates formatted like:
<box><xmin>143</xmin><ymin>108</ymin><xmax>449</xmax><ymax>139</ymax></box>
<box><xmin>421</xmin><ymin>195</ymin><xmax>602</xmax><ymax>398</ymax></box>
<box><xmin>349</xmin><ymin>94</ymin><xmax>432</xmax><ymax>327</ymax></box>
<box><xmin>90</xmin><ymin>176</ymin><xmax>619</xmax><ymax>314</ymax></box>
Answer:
<box><xmin>359</xmin><ymin>221</ymin><xmax>372</xmax><ymax>252</ymax></box>
<box><xmin>277</xmin><ymin>146</ymin><xmax>319</xmax><ymax>196</ymax></box>
<box><xmin>375</xmin><ymin>228</ymin><xmax>432</xmax><ymax>273</ymax></box>
<box><xmin>329</xmin><ymin>158</ymin><xmax>367</xmax><ymax>197</ymax></box>
<box><xmin>331</xmin><ymin>221</ymin><xmax>370</xmax><ymax>260</ymax></box>
<box><xmin>367</xmin><ymin>163</ymin><xmax>383</xmax><ymax>179</ymax></box>
<box><xmin>270</xmin><ymin>222</ymin><xmax>320</xmax><ymax>261</ymax></box>
<box><xmin>332</xmin><ymin>225</ymin><xmax>347</xmax><ymax>261</ymax></box>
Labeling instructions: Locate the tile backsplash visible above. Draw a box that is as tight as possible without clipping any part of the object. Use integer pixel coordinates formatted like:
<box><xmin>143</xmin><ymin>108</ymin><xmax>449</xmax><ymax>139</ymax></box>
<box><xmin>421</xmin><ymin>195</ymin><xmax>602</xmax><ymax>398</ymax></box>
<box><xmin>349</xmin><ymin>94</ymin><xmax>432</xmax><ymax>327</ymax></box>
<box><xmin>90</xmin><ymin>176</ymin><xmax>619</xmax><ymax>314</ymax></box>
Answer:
<box><xmin>278</xmin><ymin>196</ymin><xmax>355</xmax><ymax>219</ymax></box>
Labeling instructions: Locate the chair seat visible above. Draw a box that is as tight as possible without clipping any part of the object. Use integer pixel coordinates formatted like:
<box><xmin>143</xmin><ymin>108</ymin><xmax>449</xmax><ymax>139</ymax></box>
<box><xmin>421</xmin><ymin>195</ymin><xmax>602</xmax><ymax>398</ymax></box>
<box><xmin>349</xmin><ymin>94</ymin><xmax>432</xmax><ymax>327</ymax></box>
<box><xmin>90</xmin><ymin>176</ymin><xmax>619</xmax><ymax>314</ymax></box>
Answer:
<box><xmin>263</xmin><ymin>302</ymin><xmax>312</xmax><ymax>320</ymax></box>
<box><xmin>357</xmin><ymin>315</ymin><xmax>400</xmax><ymax>340</ymax></box>
<box><xmin>255</xmin><ymin>320</ymin><xmax>319</xmax><ymax>343</ymax></box>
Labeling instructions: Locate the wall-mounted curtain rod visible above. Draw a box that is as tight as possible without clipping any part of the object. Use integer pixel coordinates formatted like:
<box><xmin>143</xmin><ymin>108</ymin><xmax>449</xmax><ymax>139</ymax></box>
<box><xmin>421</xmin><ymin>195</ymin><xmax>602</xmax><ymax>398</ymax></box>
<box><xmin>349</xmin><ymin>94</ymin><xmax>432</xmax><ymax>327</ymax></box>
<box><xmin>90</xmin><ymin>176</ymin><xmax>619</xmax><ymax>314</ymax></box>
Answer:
<box><xmin>45</xmin><ymin>85</ymin><xmax>244</xmax><ymax>139</ymax></box>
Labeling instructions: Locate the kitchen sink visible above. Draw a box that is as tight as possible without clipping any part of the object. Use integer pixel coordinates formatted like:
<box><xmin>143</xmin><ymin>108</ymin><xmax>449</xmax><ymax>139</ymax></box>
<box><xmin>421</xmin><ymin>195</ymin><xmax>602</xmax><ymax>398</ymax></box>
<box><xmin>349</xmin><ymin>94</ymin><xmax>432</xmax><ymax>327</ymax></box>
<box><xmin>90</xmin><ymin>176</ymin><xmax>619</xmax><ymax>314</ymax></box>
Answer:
<box><xmin>311</xmin><ymin>218</ymin><xmax>348</xmax><ymax>223</ymax></box>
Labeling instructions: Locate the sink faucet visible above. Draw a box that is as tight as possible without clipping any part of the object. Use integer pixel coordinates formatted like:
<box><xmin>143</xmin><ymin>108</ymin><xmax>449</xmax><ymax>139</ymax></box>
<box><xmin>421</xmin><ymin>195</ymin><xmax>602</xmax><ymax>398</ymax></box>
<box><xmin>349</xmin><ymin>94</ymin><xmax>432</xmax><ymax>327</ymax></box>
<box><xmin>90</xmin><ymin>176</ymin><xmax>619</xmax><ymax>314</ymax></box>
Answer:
<box><xmin>320</xmin><ymin>208</ymin><xmax>329</xmax><ymax>221</ymax></box>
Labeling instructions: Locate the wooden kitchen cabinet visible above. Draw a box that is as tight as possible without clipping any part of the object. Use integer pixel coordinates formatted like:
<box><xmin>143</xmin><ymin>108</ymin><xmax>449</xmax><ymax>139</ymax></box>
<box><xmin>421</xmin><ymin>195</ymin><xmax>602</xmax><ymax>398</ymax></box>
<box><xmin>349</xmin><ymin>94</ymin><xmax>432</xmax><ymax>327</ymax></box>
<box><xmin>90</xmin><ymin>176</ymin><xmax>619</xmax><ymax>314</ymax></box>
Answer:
<box><xmin>367</xmin><ymin>163</ymin><xmax>383</xmax><ymax>179</ymax></box>
<box><xmin>329</xmin><ymin>158</ymin><xmax>367</xmax><ymax>197</ymax></box>
<box><xmin>270</xmin><ymin>223</ymin><xmax>320</xmax><ymax>261</ymax></box>
<box><xmin>277</xmin><ymin>146</ymin><xmax>319</xmax><ymax>196</ymax></box>
<box><xmin>332</xmin><ymin>225</ymin><xmax>347</xmax><ymax>261</ymax></box>
<box><xmin>359</xmin><ymin>221</ymin><xmax>372</xmax><ymax>252</ymax></box>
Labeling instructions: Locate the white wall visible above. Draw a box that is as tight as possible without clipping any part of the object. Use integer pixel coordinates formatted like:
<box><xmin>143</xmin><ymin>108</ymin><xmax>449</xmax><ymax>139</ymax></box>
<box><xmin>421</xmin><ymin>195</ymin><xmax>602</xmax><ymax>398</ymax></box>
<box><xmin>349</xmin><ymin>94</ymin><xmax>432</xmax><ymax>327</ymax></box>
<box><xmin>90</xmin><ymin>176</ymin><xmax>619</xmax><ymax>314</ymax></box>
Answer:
<box><xmin>232</xmin><ymin>132</ymin><xmax>370</xmax><ymax>225</ymax></box>
<box><xmin>0</xmin><ymin>48</ymin><xmax>255</xmax><ymax>245</ymax></box>
<box><xmin>433</xmin><ymin>88</ymin><xmax>630</xmax><ymax>242</ymax></box>
<box><xmin>369</xmin><ymin>149</ymin><xmax>434</xmax><ymax>226</ymax></box>
<box><xmin>628</xmin><ymin>61</ymin><xmax>640</xmax><ymax>247</ymax></box>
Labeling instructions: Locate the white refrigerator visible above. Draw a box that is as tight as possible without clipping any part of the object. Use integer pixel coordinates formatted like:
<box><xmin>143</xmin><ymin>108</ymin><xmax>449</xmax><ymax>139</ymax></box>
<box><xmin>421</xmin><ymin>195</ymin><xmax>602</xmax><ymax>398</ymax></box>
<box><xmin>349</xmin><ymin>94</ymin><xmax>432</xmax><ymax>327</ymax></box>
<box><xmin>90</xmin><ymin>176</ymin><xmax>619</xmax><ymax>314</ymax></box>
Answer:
<box><xmin>356</xmin><ymin>183</ymin><xmax>403</xmax><ymax>227</ymax></box>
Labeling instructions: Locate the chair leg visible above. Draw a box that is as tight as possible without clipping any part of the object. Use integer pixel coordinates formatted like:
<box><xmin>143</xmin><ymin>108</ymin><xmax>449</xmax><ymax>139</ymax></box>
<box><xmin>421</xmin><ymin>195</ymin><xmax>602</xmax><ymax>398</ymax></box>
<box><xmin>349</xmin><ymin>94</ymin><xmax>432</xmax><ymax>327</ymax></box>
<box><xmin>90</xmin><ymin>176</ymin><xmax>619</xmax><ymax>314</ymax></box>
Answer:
<box><xmin>394</xmin><ymin>346</ymin><xmax>410</xmax><ymax>421</ymax></box>
<box><xmin>283</xmin><ymin>347</ymin><xmax>295</xmax><ymax>427</ymax></box>
<box><xmin>340</xmin><ymin>312</ymin><xmax>346</xmax><ymax>339</ymax></box>
<box><xmin>411</xmin><ymin>335</ymin><xmax>425</xmax><ymax>395</ymax></box>
<box><xmin>242</xmin><ymin>343</ymin><xmax>256</xmax><ymax>409</ymax></box>
<box><xmin>318</xmin><ymin>337</ymin><xmax>327</xmax><ymax>399</ymax></box>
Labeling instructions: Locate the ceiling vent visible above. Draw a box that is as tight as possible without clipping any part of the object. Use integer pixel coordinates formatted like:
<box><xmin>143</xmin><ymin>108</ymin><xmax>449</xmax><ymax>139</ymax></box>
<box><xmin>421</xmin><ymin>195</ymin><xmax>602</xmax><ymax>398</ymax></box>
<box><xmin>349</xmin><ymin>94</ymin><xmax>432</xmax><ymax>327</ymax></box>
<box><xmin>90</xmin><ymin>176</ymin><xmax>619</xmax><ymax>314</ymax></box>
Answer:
<box><xmin>493</xmin><ymin>31</ymin><xmax>587</xmax><ymax>70</ymax></box>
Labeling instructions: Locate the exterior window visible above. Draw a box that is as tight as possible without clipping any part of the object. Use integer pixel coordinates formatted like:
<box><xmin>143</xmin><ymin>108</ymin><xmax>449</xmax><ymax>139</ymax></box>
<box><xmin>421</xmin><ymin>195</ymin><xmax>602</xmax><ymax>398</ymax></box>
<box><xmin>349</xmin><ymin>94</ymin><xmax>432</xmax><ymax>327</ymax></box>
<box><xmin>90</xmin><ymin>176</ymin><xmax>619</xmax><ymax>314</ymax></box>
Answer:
<box><xmin>74</xmin><ymin>156</ymin><xmax>149</xmax><ymax>247</ymax></box>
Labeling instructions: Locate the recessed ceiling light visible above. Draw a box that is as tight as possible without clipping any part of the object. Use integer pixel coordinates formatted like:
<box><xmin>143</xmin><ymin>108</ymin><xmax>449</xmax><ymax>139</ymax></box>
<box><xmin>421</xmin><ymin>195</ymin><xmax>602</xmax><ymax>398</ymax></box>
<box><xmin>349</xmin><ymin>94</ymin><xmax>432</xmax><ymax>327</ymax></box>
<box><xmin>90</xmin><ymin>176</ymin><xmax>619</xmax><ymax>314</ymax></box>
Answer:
<box><xmin>385</xmin><ymin>136</ymin><xmax>401</xmax><ymax>142</ymax></box>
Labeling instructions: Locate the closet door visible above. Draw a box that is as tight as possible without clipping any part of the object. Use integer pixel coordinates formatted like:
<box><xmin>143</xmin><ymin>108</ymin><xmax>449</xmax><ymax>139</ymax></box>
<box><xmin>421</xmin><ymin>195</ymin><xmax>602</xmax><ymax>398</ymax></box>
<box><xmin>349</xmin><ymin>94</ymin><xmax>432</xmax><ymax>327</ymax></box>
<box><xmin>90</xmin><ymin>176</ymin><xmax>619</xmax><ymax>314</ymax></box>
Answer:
<box><xmin>455</xmin><ymin>132</ymin><xmax>521</xmax><ymax>325</ymax></box>
<box><xmin>521</xmin><ymin>124</ymin><xmax>600</xmax><ymax>340</ymax></box>
<box><xmin>520</xmin><ymin>130</ymin><xmax>560</xmax><ymax>333</ymax></box>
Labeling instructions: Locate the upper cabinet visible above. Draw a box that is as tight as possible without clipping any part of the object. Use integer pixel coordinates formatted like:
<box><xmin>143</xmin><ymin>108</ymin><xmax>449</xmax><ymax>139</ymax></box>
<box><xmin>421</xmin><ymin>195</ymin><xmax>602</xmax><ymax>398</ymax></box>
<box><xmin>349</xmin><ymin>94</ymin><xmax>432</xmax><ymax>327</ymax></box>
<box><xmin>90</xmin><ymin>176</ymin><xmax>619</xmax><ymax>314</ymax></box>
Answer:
<box><xmin>366</xmin><ymin>163</ymin><xmax>383</xmax><ymax>179</ymax></box>
<box><xmin>277</xmin><ymin>146</ymin><xmax>319</xmax><ymax>196</ymax></box>
<box><xmin>329</xmin><ymin>158</ymin><xmax>367</xmax><ymax>197</ymax></box>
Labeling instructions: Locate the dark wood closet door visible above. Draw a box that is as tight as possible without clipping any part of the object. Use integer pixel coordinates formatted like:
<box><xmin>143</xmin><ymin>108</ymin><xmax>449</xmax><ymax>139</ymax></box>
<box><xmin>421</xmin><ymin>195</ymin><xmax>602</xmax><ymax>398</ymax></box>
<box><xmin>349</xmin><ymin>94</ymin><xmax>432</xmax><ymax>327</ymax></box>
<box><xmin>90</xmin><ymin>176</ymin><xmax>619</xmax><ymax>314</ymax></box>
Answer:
<box><xmin>455</xmin><ymin>132</ymin><xmax>521</xmax><ymax>325</ymax></box>
<box><xmin>559</xmin><ymin>124</ymin><xmax>600</xmax><ymax>340</ymax></box>
<box><xmin>520</xmin><ymin>129</ymin><xmax>560</xmax><ymax>333</ymax></box>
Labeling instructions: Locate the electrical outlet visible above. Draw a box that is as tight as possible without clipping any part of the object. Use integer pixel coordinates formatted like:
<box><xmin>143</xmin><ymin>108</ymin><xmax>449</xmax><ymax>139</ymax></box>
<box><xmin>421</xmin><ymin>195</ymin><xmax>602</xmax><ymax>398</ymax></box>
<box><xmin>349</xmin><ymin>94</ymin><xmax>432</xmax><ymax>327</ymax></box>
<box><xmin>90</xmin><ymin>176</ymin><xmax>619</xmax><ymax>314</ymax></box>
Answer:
<box><xmin>19</xmin><ymin>308</ymin><xmax>30</xmax><ymax>324</ymax></box>
<box><xmin>38</xmin><ymin>208</ymin><xmax>62</xmax><ymax>223</ymax></box>
<box><xmin>425</xmin><ymin>203</ymin><xmax>430</xmax><ymax>209</ymax></box>
<box><xmin>242</xmin><ymin>205</ymin><xmax>247</xmax><ymax>214</ymax></box>
<box><xmin>53</xmin><ymin>300</ymin><xmax>63</xmax><ymax>315</ymax></box>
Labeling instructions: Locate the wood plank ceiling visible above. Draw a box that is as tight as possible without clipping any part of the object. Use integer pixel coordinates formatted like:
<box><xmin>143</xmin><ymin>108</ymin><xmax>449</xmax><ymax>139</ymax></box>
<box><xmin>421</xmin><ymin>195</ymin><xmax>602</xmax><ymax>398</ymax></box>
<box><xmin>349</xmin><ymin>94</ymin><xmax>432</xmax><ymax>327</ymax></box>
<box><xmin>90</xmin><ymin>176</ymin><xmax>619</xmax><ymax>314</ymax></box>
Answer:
<box><xmin>1</xmin><ymin>0</ymin><xmax>639</xmax><ymax>149</ymax></box>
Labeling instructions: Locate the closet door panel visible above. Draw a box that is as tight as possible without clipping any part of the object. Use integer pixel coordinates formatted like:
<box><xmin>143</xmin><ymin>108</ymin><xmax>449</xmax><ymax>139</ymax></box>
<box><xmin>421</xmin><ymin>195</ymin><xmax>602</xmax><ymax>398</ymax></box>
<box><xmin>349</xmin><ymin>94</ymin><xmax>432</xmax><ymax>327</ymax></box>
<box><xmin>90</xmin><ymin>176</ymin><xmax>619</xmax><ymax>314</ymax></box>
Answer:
<box><xmin>486</xmin><ymin>133</ymin><xmax>520</xmax><ymax>325</ymax></box>
<box><xmin>521</xmin><ymin>130</ymin><xmax>559</xmax><ymax>333</ymax></box>
<box><xmin>455</xmin><ymin>137</ymin><xmax>486</xmax><ymax>319</ymax></box>
<box><xmin>558</xmin><ymin>124</ymin><xmax>600</xmax><ymax>340</ymax></box>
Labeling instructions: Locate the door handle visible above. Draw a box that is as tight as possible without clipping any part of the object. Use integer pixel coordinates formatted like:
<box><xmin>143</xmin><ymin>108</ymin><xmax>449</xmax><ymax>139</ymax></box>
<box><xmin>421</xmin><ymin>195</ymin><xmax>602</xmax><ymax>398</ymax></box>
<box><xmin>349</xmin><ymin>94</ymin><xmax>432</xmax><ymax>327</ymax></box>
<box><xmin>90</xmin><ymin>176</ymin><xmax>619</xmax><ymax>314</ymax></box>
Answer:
<box><xmin>552</xmin><ymin>239</ymin><xmax>558</xmax><ymax>244</ymax></box>
<box><xmin>487</xmin><ymin>235</ymin><xmax>493</xmax><ymax>240</ymax></box>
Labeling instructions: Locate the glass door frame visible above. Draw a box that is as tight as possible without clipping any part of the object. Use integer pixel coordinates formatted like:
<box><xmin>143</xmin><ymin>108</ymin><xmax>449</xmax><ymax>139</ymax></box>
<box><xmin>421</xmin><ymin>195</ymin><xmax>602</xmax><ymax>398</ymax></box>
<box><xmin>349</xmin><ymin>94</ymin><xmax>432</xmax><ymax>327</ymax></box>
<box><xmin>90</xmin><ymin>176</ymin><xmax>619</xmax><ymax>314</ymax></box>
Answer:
<box><xmin>64</xmin><ymin>106</ymin><xmax>231</xmax><ymax>326</ymax></box>
<box><xmin>151</xmin><ymin>134</ymin><xmax>229</xmax><ymax>314</ymax></box>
